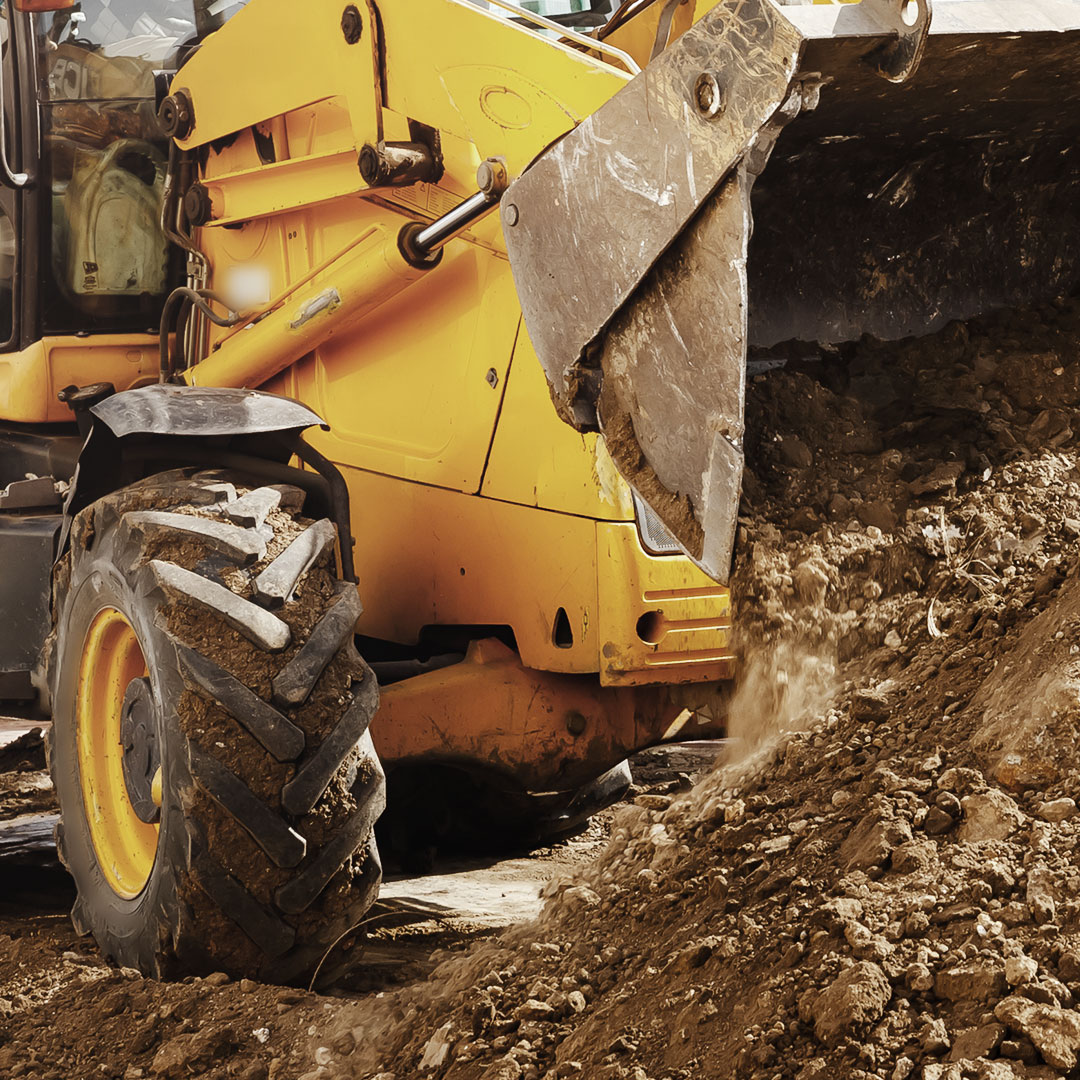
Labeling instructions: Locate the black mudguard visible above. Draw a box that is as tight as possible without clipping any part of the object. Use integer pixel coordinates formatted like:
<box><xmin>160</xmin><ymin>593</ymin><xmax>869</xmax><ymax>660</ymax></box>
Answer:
<box><xmin>0</xmin><ymin>384</ymin><xmax>331</xmax><ymax>705</ymax></box>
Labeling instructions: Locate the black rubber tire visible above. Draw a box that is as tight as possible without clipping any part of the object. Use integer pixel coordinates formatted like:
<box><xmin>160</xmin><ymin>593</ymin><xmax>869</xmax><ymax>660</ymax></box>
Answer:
<box><xmin>46</xmin><ymin>468</ymin><xmax>384</xmax><ymax>981</ymax></box>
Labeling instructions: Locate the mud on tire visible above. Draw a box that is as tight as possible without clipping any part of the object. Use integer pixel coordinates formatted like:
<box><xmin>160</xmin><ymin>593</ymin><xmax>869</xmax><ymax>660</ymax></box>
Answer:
<box><xmin>46</xmin><ymin>469</ymin><xmax>384</xmax><ymax>981</ymax></box>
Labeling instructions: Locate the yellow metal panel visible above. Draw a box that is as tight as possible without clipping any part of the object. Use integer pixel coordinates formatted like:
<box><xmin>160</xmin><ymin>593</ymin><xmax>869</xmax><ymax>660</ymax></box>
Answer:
<box><xmin>174</xmin><ymin>0</ymin><xmax>381</xmax><ymax>153</ymax></box>
<box><xmin>602</xmin><ymin>0</ymin><xmax>699</xmax><ymax>67</ymax></box>
<box><xmin>481</xmin><ymin>330</ymin><xmax>635</xmax><ymax>521</ymax></box>
<box><xmin>380</xmin><ymin>0</ymin><xmax>627</xmax><ymax>172</ymax></box>
<box><xmin>596</xmin><ymin>522</ymin><xmax>734</xmax><ymax>686</ymax></box>
<box><xmin>294</xmin><ymin>228</ymin><xmax>521</xmax><ymax>493</ymax></box>
<box><xmin>0</xmin><ymin>338</ymin><xmax>159</xmax><ymax>424</ymax></box>
<box><xmin>335</xmin><ymin>465</ymin><xmax>601</xmax><ymax>673</ymax></box>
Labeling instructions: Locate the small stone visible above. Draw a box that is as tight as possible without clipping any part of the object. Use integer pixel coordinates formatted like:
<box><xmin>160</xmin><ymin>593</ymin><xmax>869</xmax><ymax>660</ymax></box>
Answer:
<box><xmin>924</xmin><ymin>806</ymin><xmax>957</xmax><ymax>835</ymax></box>
<box><xmin>1036</xmin><ymin>797</ymin><xmax>1077</xmax><ymax>822</ymax></box>
<box><xmin>419</xmin><ymin>1023</ymin><xmax>454</xmax><ymax>1071</ymax></box>
<box><xmin>906</xmin><ymin>963</ymin><xmax>934</xmax><ymax>992</ymax></box>
<box><xmin>858</xmin><ymin>500</ymin><xmax>898</xmax><ymax>532</ymax></box>
<box><xmin>780</xmin><ymin>436</ymin><xmax>813</xmax><ymax>469</ymax></box>
<box><xmin>514</xmin><ymin>1000</ymin><xmax>555</xmax><ymax>1023</ymax></box>
<box><xmin>633</xmin><ymin>794</ymin><xmax>672</xmax><ymax>811</ymax></box>
<box><xmin>480</xmin><ymin>1058</ymin><xmax>523</xmax><ymax>1080</ymax></box>
<box><xmin>920</xmin><ymin>1017</ymin><xmax>951</xmax><ymax>1054</ymax></box>
<box><xmin>957</xmin><ymin>790</ymin><xmax>1024</xmax><ymax>842</ymax></box>
<box><xmin>853</xmin><ymin>688</ymin><xmax>891</xmax><ymax>722</ymax></box>
<box><xmin>891</xmin><ymin>1057</ymin><xmax>915</xmax><ymax>1080</ymax></box>
<box><xmin>841</xmin><ymin>812</ymin><xmax>913</xmax><ymax>872</ymax></box>
<box><xmin>909</xmin><ymin>461</ymin><xmax>965</xmax><ymax>496</ymax></box>
<box><xmin>949</xmin><ymin>1023</ymin><xmax>1005</xmax><ymax>1062</ymax></box>
<box><xmin>829</xmin><ymin>492</ymin><xmax>854</xmax><ymax>519</ymax></box>
<box><xmin>892</xmin><ymin>840</ymin><xmax>936</xmax><ymax>875</ymax></box>
<box><xmin>567</xmin><ymin>991</ymin><xmax>587</xmax><ymax>1014</ymax></box>
<box><xmin>1058</xmin><ymin>951</ymin><xmax>1080</xmax><ymax>981</ymax></box>
<box><xmin>239</xmin><ymin>979</ymin><xmax>258</xmax><ymax>994</ymax></box>
<box><xmin>1027</xmin><ymin>866</ymin><xmax>1057</xmax><ymax>925</ymax></box>
<box><xmin>203</xmin><ymin>972</ymin><xmax>230</xmax><ymax>987</ymax></box>
<box><xmin>884</xmin><ymin>629</ymin><xmax>902</xmax><ymax>650</ymax></box>
<box><xmin>788</xmin><ymin>506</ymin><xmax>822</xmax><ymax>533</ymax></box>
<box><xmin>1005</xmin><ymin>954</ymin><xmax>1039</xmax><ymax>987</ymax></box>
<box><xmin>561</xmin><ymin>886</ymin><xmax>601</xmax><ymax>911</ymax></box>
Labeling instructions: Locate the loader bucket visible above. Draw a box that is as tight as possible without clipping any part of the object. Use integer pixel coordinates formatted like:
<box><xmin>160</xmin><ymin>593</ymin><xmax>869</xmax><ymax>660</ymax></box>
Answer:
<box><xmin>501</xmin><ymin>0</ymin><xmax>1080</xmax><ymax>582</ymax></box>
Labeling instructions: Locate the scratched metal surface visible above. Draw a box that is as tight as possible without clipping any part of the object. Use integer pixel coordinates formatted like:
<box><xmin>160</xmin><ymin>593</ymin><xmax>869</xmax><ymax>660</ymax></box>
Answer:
<box><xmin>501</xmin><ymin>0</ymin><xmax>805</xmax><ymax>419</ymax></box>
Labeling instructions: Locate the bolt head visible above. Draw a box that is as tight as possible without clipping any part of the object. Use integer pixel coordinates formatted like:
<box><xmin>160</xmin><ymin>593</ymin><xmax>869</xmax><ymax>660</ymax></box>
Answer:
<box><xmin>693</xmin><ymin>72</ymin><xmax>725</xmax><ymax>119</ymax></box>
<box><xmin>504</xmin><ymin>203</ymin><xmax>519</xmax><ymax>227</ymax></box>
<box><xmin>340</xmin><ymin>4</ymin><xmax>363</xmax><ymax>43</ymax></box>
<box><xmin>565</xmin><ymin>711</ymin><xmax>587</xmax><ymax>736</ymax></box>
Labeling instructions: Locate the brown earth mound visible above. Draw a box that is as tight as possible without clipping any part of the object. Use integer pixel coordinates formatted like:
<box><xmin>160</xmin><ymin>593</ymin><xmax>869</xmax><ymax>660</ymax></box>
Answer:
<box><xmin>309</xmin><ymin>298</ymin><xmax>1080</xmax><ymax>1080</ymax></box>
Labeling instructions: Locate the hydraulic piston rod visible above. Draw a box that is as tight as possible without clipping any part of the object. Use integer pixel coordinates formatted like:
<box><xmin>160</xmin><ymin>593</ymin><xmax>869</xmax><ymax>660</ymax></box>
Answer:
<box><xmin>183</xmin><ymin>160</ymin><xmax>507</xmax><ymax>390</ymax></box>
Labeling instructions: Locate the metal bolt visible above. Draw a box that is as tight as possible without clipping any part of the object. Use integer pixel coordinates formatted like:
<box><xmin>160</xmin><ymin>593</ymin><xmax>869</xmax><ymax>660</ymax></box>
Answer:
<box><xmin>693</xmin><ymin>72</ymin><xmax>725</xmax><ymax>119</ymax></box>
<box><xmin>565</xmin><ymin>711</ymin><xmax>587</xmax><ymax>736</ymax></box>
<box><xmin>503</xmin><ymin>203</ymin><xmax>519</xmax><ymax>227</ymax></box>
<box><xmin>340</xmin><ymin>4</ymin><xmax>363</xmax><ymax>43</ymax></box>
<box><xmin>485</xmin><ymin>368</ymin><xmax>499</xmax><ymax>388</ymax></box>
<box><xmin>477</xmin><ymin>157</ymin><xmax>508</xmax><ymax>197</ymax></box>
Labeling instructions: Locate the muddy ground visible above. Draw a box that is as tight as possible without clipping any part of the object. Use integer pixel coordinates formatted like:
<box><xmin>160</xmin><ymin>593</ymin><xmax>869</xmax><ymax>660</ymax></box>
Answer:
<box><xmin>0</xmin><ymin>730</ymin><xmax>721</xmax><ymax>1079</ymax></box>
<box><xmin>6</xmin><ymin>298</ymin><xmax>1080</xmax><ymax>1078</ymax></box>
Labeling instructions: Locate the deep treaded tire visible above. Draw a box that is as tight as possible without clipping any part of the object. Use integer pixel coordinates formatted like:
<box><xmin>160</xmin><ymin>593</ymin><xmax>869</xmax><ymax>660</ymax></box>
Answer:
<box><xmin>46</xmin><ymin>469</ymin><xmax>384</xmax><ymax>981</ymax></box>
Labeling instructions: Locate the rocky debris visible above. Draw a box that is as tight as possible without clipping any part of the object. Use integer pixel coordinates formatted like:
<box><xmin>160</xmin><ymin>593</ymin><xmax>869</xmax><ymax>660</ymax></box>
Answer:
<box><xmin>0</xmin><ymin>727</ymin><xmax>46</xmax><ymax>772</ymax></box>
<box><xmin>316</xmin><ymin>300</ymin><xmax>1080</xmax><ymax>1080</ymax></box>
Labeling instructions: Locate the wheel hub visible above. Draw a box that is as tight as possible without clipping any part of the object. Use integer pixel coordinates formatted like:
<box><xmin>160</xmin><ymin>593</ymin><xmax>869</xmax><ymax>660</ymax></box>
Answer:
<box><xmin>121</xmin><ymin>677</ymin><xmax>161</xmax><ymax>825</ymax></box>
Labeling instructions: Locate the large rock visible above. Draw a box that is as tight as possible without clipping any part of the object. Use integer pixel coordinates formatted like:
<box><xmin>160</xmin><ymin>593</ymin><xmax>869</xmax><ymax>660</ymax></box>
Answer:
<box><xmin>957</xmin><ymin>790</ymin><xmax>1024</xmax><ymax>842</ymax></box>
<box><xmin>841</xmin><ymin>811</ymin><xmax>913</xmax><ymax>872</ymax></box>
<box><xmin>948</xmin><ymin>1023</ymin><xmax>1005</xmax><ymax>1061</ymax></box>
<box><xmin>935</xmin><ymin>960</ymin><xmax>1007</xmax><ymax>1003</ymax></box>
<box><xmin>995</xmin><ymin>996</ymin><xmax>1080</xmax><ymax>1070</ymax></box>
<box><xmin>810</xmin><ymin>962</ymin><xmax>892</xmax><ymax>1048</ymax></box>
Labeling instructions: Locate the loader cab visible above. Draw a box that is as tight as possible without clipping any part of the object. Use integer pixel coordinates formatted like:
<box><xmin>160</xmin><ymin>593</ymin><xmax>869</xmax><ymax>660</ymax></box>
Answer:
<box><xmin>0</xmin><ymin>0</ymin><xmax>251</xmax><ymax>351</ymax></box>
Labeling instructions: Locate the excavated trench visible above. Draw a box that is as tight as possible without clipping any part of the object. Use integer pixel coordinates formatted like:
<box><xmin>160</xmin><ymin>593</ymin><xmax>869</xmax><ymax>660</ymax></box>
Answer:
<box><xmin>5</xmin><ymin>299</ymin><xmax>1080</xmax><ymax>1079</ymax></box>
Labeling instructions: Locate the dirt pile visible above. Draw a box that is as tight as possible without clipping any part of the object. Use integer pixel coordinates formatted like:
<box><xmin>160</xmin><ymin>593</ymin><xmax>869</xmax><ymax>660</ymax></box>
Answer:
<box><xmin>0</xmin><ymin>916</ymin><xmax>346</xmax><ymax>1080</ymax></box>
<box><xmin>310</xmin><ymin>298</ymin><xmax>1080</xmax><ymax>1080</ymax></box>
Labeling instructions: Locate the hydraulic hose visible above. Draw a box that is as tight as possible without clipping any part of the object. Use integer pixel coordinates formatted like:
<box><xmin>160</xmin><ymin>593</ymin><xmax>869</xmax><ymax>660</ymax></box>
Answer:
<box><xmin>159</xmin><ymin>287</ymin><xmax>243</xmax><ymax>382</ymax></box>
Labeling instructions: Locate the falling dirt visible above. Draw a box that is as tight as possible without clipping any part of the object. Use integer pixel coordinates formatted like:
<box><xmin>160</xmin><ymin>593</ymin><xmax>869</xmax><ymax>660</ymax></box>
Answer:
<box><xmin>6</xmin><ymin>299</ymin><xmax>1080</xmax><ymax>1078</ymax></box>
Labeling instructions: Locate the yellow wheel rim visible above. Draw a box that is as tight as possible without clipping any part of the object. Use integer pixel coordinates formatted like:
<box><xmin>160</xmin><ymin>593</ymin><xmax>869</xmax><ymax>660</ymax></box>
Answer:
<box><xmin>77</xmin><ymin>608</ymin><xmax>159</xmax><ymax>898</ymax></box>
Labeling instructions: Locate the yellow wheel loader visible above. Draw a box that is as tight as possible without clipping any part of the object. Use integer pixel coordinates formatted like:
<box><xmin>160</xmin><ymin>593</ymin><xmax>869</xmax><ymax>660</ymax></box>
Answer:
<box><xmin>0</xmin><ymin>0</ymin><xmax>1073</xmax><ymax>979</ymax></box>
